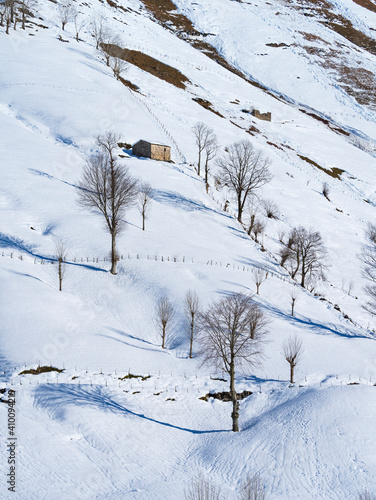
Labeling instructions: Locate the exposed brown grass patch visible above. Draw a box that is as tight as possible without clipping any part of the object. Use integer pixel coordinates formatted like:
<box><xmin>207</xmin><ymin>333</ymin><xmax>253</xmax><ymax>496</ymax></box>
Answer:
<box><xmin>104</xmin><ymin>44</ymin><xmax>190</xmax><ymax>89</ymax></box>
<box><xmin>352</xmin><ymin>0</ymin><xmax>376</xmax><ymax>14</ymax></box>
<box><xmin>291</xmin><ymin>0</ymin><xmax>376</xmax><ymax>107</ymax></box>
<box><xmin>298</xmin><ymin>154</ymin><xmax>344</xmax><ymax>179</ymax></box>
<box><xmin>19</xmin><ymin>365</ymin><xmax>63</xmax><ymax>375</ymax></box>
<box><xmin>118</xmin><ymin>76</ymin><xmax>141</xmax><ymax>93</ymax></box>
<box><xmin>192</xmin><ymin>97</ymin><xmax>224</xmax><ymax>117</ymax></box>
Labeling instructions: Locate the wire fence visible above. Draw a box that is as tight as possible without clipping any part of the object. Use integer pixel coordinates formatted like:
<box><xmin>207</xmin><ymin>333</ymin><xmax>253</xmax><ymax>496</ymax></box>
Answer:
<box><xmin>2</xmin><ymin>364</ymin><xmax>375</xmax><ymax>394</ymax></box>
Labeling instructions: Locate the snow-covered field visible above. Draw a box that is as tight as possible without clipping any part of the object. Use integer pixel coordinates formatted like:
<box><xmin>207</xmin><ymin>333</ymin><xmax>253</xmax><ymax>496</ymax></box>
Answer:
<box><xmin>1</xmin><ymin>0</ymin><xmax>376</xmax><ymax>497</ymax></box>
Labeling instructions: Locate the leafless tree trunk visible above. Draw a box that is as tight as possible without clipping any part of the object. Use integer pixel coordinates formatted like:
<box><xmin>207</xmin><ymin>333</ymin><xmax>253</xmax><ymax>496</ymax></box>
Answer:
<box><xmin>184</xmin><ymin>472</ymin><xmax>225</xmax><ymax>500</ymax></box>
<box><xmin>290</xmin><ymin>289</ymin><xmax>298</xmax><ymax>316</ymax></box>
<box><xmin>279</xmin><ymin>226</ymin><xmax>327</xmax><ymax>288</ymax></box>
<box><xmin>72</xmin><ymin>5</ymin><xmax>85</xmax><ymax>41</ymax></box>
<box><xmin>217</xmin><ymin>140</ymin><xmax>271</xmax><ymax>223</ymax></box>
<box><xmin>55</xmin><ymin>240</ymin><xmax>67</xmax><ymax>292</ymax></box>
<box><xmin>110</xmin><ymin>56</ymin><xmax>127</xmax><ymax>80</ymax></box>
<box><xmin>252</xmin><ymin>268</ymin><xmax>267</xmax><ymax>295</ymax></box>
<box><xmin>185</xmin><ymin>290</ymin><xmax>200</xmax><ymax>358</ymax></box>
<box><xmin>283</xmin><ymin>335</ymin><xmax>303</xmax><ymax>384</ymax></box>
<box><xmin>99</xmin><ymin>35</ymin><xmax>121</xmax><ymax>67</ymax></box>
<box><xmin>252</xmin><ymin>218</ymin><xmax>266</xmax><ymax>244</ymax></box>
<box><xmin>19</xmin><ymin>0</ymin><xmax>36</xmax><ymax>30</ymax></box>
<box><xmin>239</xmin><ymin>473</ymin><xmax>267</xmax><ymax>500</ymax></box>
<box><xmin>0</xmin><ymin>1</ymin><xmax>5</xmax><ymax>27</ymax></box>
<box><xmin>204</xmin><ymin>130</ymin><xmax>218</xmax><ymax>189</ymax></box>
<box><xmin>192</xmin><ymin>122</ymin><xmax>214</xmax><ymax>177</ymax></box>
<box><xmin>361</xmin><ymin>223</ymin><xmax>376</xmax><ymax>315</ymax></box>
<box><xmin>91</xmin><ymin>15</ymin><xmax>107</xmax><ymax>50</ymax></box>
<box><xmin>57</xmin><ymin>0</ymin><xmax>74</xmax><ymax>31</ymax></box>
<box><xmin>199</xmin><ymin>293</ymin><xmax>268</xmax><ymax>431</ymax></box>
<box><xmin>4</xmin><ymin>1</ymin><xmax>12</xmax><ymax>33</ymax></box>
<box><xmin>138</xmin><ymin>183</ymin><xmax>153</xmax><ymax>231</ymax></box>
<box><xmin>76</xmin><ymin>132</ymin><xmax>138</xmax><ymax>275</ymax></box>
<box><xmin>155</xmin><ymin>297</ymin><xmax>174</xmax><ymax>349</ymax></box>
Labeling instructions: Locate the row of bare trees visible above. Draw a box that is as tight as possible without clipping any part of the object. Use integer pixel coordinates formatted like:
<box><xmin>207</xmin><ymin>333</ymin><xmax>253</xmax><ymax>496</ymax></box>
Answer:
<box><xmin>155</xmin><ymin>290</ymin><xmax>303</xmax><ymax>432</ymax></box>
<box><xmin>192</xmin><ymin>123</ymin><xmax>330</xmax><ymax>292</ymax></box>
<box><xmin>185</xmin><ymin>472</ymin><xmax>267</xmax><ymax>500</ymax></box>
<box><xmin>0</xmin><ymin>0</ymin><xmax>35</xmax><ymax>33</ymax></box>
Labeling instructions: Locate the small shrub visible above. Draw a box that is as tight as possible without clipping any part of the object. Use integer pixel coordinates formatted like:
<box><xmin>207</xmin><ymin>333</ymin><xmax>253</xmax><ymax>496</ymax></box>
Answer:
<box><xmin>263</xmin><ymin>199</ymin><xmax>279</xmax><ymax>219</ymax></box>
<box><xmin>322</xmin><ymin>182</ymin><xmax>330</xmax><ymax>200</ymax></box>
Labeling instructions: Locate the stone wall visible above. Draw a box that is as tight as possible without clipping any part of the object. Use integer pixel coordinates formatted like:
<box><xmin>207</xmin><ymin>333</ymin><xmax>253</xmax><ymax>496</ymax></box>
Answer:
<box><xmin>251</xmin><ymin>109</ymin><xmax>272</xmax><ymax>122</ymax></box>
<box><xmin>150</xmin><ymin>144</ymin><xmax>171</xmax><ymax>161</ymax></box>
<box><xmin>132</xmin><ymin>140</ymin><xmax>151</xmax><ymax>158</ymax></box>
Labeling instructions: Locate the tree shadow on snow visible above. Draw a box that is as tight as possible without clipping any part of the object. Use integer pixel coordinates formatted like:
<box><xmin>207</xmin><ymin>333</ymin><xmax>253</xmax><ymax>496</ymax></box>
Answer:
<box><xmin>152</xmin><ymin>189</ymin><xmax>217</xmax><ymax>214</ymax></box>
<box><xmin>0</xmin><ymin>232</ymin><xmax>107</xmax><ymax>274</ymax></box>
<box><xmin>34</xmin><ymin>384</ymin><xmax>226</xmax><ymax>434</ymax></box>
<box><xmin>262</xmin><ymin>302</ymin><xmax>370</xmax><ymax>340</ymax></box>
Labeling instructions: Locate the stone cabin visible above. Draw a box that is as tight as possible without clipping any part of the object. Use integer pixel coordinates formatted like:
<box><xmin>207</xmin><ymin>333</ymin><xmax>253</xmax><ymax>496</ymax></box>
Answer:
<box><xmin>132</xmin><ymin>140</ymin><xmax>171</xmax><ymax>161</ymax></box>
<box><xmin>251</xmin><ymin>109</ymin><xmax>272</xmax><ymax>122</ymax></box>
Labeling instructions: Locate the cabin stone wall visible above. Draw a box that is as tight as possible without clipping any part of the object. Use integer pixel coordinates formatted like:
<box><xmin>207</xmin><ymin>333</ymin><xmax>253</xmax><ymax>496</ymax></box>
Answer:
<box><xmin>251</xmin><ymin>109</ymin><xmax>272</xmax><ymax>122</ymax></box>
<box><xmin>132</xmin><ymin>140</ymin><xmax>151</xmax><ymax>158</ymax></box>
<box><xmin>150</xmin><ymin>144</ymin><xmax>171</xmax><ymax>161</ymax></box>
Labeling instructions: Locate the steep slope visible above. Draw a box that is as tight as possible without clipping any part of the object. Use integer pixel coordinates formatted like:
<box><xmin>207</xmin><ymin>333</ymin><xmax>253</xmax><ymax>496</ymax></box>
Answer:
<box><xmin>0</xmin><ymin>0</ymin><xmax>376</xmax><ymax>498</ymax></box>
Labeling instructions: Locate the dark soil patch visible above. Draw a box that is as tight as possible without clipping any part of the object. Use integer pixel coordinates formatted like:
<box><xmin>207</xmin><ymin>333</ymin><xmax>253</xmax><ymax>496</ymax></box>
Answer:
<box><xmin>119</xmin><ymin>373</ymin><xmax>151</xmax><ymax>381</ymax></box>
<box><xmin>118</xmin><ymin>76</ymin><xmax>141</xmax><ymax>93</ymax></box>
<box><xmin>267</xmin><ymin>141</ymin><xmax>284</xmax><ymax>150</ymax></box>
<box><xmin>19</xmin><ymin>365</ymin><xmax>63</xmax><ymax>375</ymax></box>
<box><xmin>193</xmin><ymin>97</ymin><xmax>224</xmax><ymax>117</ymax></box>
<box><xmin>266</xmin><ymin>42</ymin><xmax>290</xmax><ymax>47</ymax></box>
<box><xmin>200</xmin><ymin>390</ymin><xmax>252</xmax><ymax>402</ymax></box>
<box><xmin>352</xmin><ymin>0</ymin><xmax>376</xmax><ymax>13</ymax></box>
<box><xmin>104</xmin><ymin>44</ymin><xmax>190</xmax><ymax>89</ymax></box>
<box><xmin>299</xmin><ymin>108</ymin><xmax>350</xmax><ymax>136</ymax></box>
<box><xmin>247</xmin><ymin>125</ymin><xmax>260</xmax><ymax>136</ymax></box>
<box><xmin>298</xmin><ymin>154</ymin><xmax>344</xmax><ymax>179</ymax></box>
<box><xmin>292</xmin><ymin>0</ymin><xmax>376</xmax><ymax>107</ymax></box>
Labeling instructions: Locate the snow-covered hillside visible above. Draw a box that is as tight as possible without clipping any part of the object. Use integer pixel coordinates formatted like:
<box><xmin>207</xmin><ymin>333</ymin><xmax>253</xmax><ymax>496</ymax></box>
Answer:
<box><xmin>0</xmin><ymin>0</ymin><xmax>376</xmax><ymax>497</ymax></box>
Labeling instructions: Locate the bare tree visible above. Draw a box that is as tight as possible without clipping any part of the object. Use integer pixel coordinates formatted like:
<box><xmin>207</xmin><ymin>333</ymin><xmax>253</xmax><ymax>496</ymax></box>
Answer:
<box><xmin>239</xmin><ymin>473</ymin><xmax>267</xmax><ymax>500</ymax></box>
<box><xmin>358</xmin><ymin>490</ymin><xmax>376</xmax><ymax>500</ymax></box>
<box><xmin>2</xmin><ymin>0</ymin><xmax>13</xmax><ymax>34</ymax></box>
<box><xmin>138</xmin><ymin>183</ymin><xmax>153</xmax><ymax>231</ymax></box>
<box><xmin>192</xmin><ymin>122</ymin><xmax>213</xmax><ymax>177</ymax></box>
<box><xmin>199</xmin><ymin>293</ymin><xmax>268</xmax><ymax>432</ymax></box>
<box><xmin>252</xmin><ymin>218</ymin><xmax>266</xmax><ymax>244</ymax></box>
<box><xmin>361</xmin><ymin>223</ymin><xmax>376</xmax><ymax>315</ymax></box>
<box><xmin>184</xmin><ymin>473</ymin><xmax>225</xmax><ymax>500</ymax></box>
<box><xmin>72</xmin><ymin>5</ymin><xmax>85</xmax><ymax>41</ymax></box>
<box><xmin>109</xmin><ymin>55</ymin><xmax>127</xmax><ymax>80</ymax></box>
<box><xmin>290</xmin><ymin>289</ymin><xmax>298</xmax><ymax>317</ymax></box>
<box><xmin>99</xmin><ymin>32</ymin><xmax>121</xmax><ymax>66</ymax></box>
<box><xmin>262</xmin><ymin>199</ymin><xmax>278</xmax><ymax>219</ymax></box>
<box><xmin>252</xmin><ymin>268</ymin><xmax>267</xmax><ymax>295</ymax></box>
<box><xmin>55</xmin><ymin>240</ymin><xmax>67</xmax><ymax>292</ymax></box>
<box><xmin>283</xmin><ymin>335</ymin><xmax>303</xmax><ymax>384</ymax></box>
<box><xmin>203</xmin><ymin>130</ymin><xmax>218</xmax><ymax>191</ymax></box>
<box><xmin>155</xmin><ymin>297</ymin><xmax>174</xmax><ymax>349</ymax></box>
<box><xmin>19</xmin><ymin>0</ymin><xmax>36</xmax><ymax>30</ymax></box>
<box><xmin>77</xmin><ymin>132</ymin><xmax>138</xmax><ymax>275</ymax></box>
<box><xmin>91</xmin><ymin>15</ymin><xmax>107</xmax><ymax>50</ymax></box>
<box><xmin>217</xmin><ymin>140</ymin><xmax>271</xmax><ymax>223</ymax></box>
<box><xmin>0</xmin><ymin>1</ymin><xmax>6</xmax><ymax>27</ymax></box>
<box><xmin>279</xmin><ymin>226</ymin><xmax>327</xmax><ymax>288</ymax></box>
<box><xmin>57</xmin><ymin>0</ymin><xmax>74</xmax><ymax>31</ymax></box>
<box><xmin>185</xmin><ymin>290</ymin><xmax>200</xmax><ymax>358</ymax></box>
